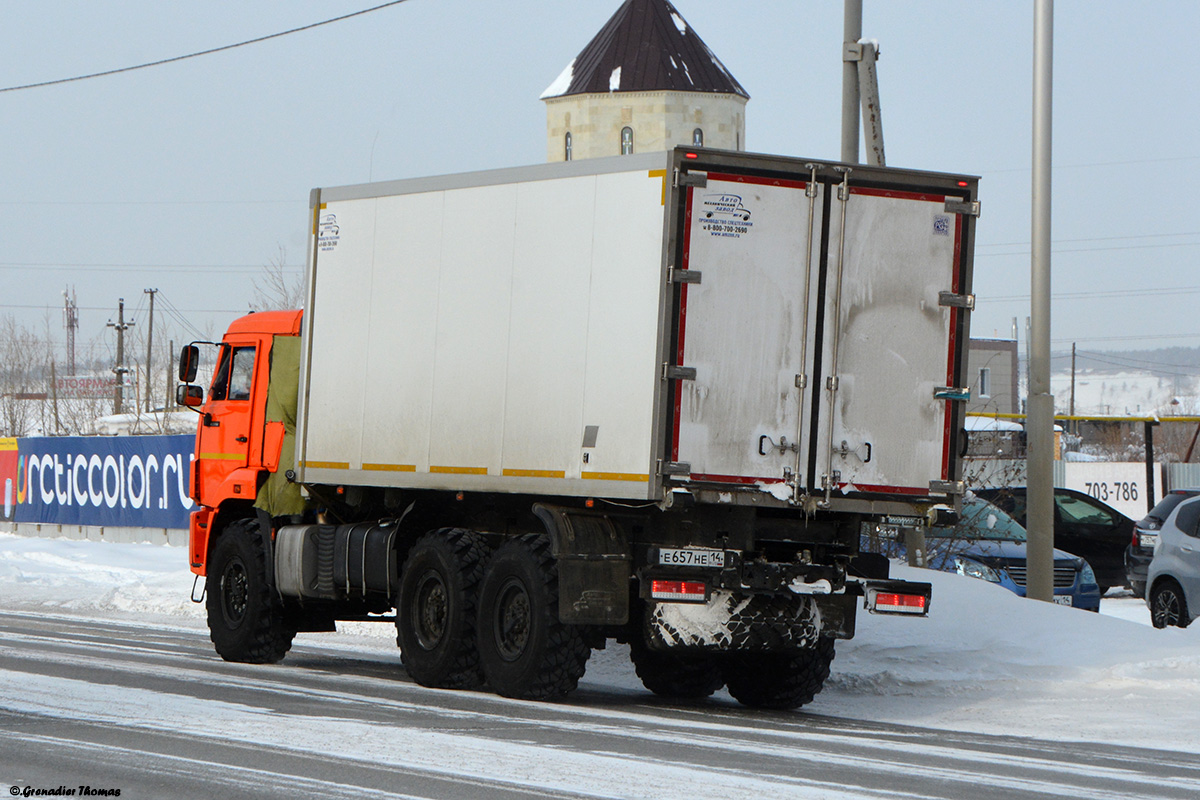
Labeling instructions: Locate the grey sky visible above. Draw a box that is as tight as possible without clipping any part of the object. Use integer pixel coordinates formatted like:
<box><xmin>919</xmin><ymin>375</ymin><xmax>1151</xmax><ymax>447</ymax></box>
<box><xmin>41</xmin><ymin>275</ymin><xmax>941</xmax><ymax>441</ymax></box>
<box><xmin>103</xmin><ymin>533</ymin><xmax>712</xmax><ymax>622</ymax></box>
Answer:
<box><xmin>3</xmin><ymin>1</ymin><xmax>1198</xmax><ymax>370</ymax></box>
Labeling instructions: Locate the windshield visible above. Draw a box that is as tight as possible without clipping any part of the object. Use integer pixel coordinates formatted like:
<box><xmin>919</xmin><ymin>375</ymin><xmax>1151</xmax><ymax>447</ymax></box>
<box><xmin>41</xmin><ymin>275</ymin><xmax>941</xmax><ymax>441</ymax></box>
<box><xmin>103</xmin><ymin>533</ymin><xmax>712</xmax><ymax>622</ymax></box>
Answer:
<box><xmin>930</xmin><ymin>496</ymin><xmax>1027</xmax><ymax>542</ymax></box>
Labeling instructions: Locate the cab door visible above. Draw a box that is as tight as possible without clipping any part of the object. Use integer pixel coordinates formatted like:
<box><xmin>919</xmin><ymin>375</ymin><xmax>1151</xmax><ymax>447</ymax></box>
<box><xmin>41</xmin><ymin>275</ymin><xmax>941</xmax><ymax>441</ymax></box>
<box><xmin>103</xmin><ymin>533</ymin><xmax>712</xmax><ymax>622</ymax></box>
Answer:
<box><xmin>195</xmin><ymin>341</ymin><xmax>260</xmax><ymax>501</ymax></box>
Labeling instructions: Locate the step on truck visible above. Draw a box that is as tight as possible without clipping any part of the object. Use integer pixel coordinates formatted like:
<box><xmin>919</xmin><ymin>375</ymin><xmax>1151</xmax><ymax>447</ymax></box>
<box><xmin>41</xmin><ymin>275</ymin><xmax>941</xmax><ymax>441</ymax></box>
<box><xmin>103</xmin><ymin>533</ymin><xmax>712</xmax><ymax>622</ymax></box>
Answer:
<box><xmin>178</xmin><ymin>147</ymin><xmax>978</xmax><ymax>708</ymax></box>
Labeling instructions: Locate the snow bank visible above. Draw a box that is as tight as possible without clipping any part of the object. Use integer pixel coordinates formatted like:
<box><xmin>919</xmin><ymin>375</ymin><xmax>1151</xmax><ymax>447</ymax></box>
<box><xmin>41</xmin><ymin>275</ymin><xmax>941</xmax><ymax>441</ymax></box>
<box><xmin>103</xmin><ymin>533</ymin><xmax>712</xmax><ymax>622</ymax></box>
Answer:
<box><xmin>823</xmin><ymin>565</ymin><xmax>1200</xmax><ymax>750</ymax></box>
<box><xmin>2</xmin><ymin>534</ymin><xmax>1196</xmax><ymax>752</ymax></box>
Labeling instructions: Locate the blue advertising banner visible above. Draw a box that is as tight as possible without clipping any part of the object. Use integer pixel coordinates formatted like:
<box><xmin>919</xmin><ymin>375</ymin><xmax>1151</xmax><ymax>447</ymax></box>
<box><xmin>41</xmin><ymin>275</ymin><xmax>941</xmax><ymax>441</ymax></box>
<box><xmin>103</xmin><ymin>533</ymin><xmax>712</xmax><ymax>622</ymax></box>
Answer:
<box><xmin>5</xmin><ymin>435</ymin><xmax>195</xmax><ymax>529</ymax></box>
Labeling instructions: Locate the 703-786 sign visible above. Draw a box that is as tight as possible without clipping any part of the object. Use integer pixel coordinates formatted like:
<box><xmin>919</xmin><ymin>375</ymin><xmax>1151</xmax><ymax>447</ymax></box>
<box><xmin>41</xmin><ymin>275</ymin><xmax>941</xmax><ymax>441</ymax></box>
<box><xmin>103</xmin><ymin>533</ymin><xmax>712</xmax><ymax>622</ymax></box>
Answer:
<box><xmin>1063</xmin><ymin>462</ymin><xmax>1161</xmax><ymax>519</ymax></box>
<box><xmin>1084</xmin><ymin>481</ymin><xmax>1138</xmax><ymax>504</ymax></box>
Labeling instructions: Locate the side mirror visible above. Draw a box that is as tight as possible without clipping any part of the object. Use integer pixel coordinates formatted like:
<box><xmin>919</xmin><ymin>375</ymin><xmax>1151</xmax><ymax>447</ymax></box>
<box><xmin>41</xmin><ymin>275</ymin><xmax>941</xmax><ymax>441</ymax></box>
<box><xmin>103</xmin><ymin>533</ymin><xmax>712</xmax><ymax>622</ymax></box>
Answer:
<box><xmin>179</xmin><ymin>344</ymin><xmax>200</xmax><ymax>383</ymax></box>
<box><xmin>176</xmin><ymin>384</ymin><xmax>203</xmax><ymax>408</ymax></box>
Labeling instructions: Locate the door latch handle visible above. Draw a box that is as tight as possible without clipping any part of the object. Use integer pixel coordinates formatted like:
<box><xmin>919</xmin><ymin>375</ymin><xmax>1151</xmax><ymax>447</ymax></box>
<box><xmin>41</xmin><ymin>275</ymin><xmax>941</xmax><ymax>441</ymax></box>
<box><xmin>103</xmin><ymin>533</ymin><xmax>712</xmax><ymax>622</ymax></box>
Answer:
<box><xmin>235</xmin><ymin>436</ymin><xmax>248</xmax><ymax>443</ymax></box>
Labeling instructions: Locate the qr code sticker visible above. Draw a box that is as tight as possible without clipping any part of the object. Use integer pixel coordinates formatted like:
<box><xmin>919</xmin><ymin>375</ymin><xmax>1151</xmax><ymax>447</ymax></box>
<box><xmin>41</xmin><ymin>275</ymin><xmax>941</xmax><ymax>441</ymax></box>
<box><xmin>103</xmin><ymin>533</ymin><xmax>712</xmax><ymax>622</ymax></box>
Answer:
<box><xmin>933</xmin><ymin>215</ymin><xmax>951</xmax><ymax>236</ymax></box>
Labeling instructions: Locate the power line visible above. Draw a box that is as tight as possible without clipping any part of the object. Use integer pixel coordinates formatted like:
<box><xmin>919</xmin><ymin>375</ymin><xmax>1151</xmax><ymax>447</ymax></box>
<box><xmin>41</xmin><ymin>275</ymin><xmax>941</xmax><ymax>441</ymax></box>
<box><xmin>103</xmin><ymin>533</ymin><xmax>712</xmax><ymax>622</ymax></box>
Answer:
<box><xmin>978</xmin><ymin>230</ymin><xmax>1200</xmax><ymax>249</ymax></box>
<box><xmin>976</xmin><ymin>240</ymin><xmax>1200</xmax><ymax>258</ymax></box>
<box><xmin>979</xmin><ymin>285</ymin><xmax>1200</xmax><ymax>303</ymax></box>
<box><xmin>1077</xmin><ymin>349</ymin><xmax>1200</xmax><ymax>371</ymax></box>
<box><xmin>0</xmin><ymin>1</ymin><xmax>412</xmax><ymax>94</ymax></box>
<box><xmin>0</xmin><ymin>262</ymin><xmax>302</xmax><ymax>274</ymax></box>
<box><xmin>0</xmin><ymin>302</ymin><xmax>248</xmax><ymax>314</ymax></box>
<box><xmin>1051</xmin><ymin>332</ymin><xmax>1200</xmax><ymax>345</ymax></box>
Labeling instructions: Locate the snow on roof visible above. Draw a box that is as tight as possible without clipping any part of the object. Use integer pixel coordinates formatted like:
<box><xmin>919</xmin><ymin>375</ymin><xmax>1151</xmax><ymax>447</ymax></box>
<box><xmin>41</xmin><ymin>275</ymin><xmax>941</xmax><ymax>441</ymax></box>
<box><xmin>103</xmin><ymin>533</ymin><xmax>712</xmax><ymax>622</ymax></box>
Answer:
<box><xmin>540</xmin><ymin>57</ymin><xmax>577</xmax><ymax>100</ymax></box>
<box><xmin>966</xmin><ymin>416</ymin><xmax>1025</xmax><ymax>432</ymax></box>
<box><xmin>540</xmin><ymin>0</ymin><xmax>748</xmax><ymax>100</ymax></box>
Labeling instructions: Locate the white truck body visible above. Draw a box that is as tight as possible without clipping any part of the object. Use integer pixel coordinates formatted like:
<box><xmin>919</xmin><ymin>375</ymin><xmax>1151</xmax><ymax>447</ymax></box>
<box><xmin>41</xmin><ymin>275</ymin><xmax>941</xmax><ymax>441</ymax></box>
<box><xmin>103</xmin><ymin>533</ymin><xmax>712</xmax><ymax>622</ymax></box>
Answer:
<box><xmin>296</xmin><ymin>148</ymin><xmax>977</xmax><ymax>513</ymax></box>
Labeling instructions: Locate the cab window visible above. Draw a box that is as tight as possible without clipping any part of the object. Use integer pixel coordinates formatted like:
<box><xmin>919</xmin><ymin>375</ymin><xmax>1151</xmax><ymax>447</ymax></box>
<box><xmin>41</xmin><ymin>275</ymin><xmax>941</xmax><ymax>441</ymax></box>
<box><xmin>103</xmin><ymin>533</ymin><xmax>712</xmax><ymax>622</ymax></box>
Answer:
<box><xmin>209</xmin><ymin>346</ymin><xmax>255</xmax><ymax>402</ymax></box>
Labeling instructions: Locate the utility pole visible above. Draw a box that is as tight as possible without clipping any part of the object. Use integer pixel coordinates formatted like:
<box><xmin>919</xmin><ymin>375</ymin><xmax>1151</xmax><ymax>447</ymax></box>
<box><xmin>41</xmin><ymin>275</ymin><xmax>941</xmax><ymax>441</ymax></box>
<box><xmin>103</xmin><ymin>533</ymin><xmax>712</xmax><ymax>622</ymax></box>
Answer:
<box><xmin>1069</xmin><ymin>342</ymin><xmax>1077</xmax><ymax>435</ymax></box>
<box><xmin>1026</xmin><ymin>0</ymin><xmax>1056</xmax><ymax>604</ymax></box>
<box><xmin>107</xmin><ymin>298</ymin><xmax>133</xmax><ymax>416</ymax></box>
<box><xmin>144</xmin><ymin>288</ymin><xmax>157</xmax><ymax>413</ymax></box>
<box><xmin>62</xmin><ymin>287</ymin><xmax>78</xmax><ymax>376</ymax></box>
<box><xmin>841</xmin><ymin>0</ymin><xmax>863</xmax><ymax>163</ymax></box>
<box><xmin>166</xmin><ymin>339</ymin><xmax>176</xmax><ymax>411</ymax></box>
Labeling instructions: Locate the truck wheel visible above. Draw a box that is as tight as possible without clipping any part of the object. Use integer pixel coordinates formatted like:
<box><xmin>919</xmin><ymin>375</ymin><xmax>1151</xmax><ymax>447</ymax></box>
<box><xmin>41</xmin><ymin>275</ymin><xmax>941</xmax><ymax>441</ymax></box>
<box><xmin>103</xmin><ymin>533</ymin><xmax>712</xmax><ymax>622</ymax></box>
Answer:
<box><xmin>396</xmin><ymin>528</ymin><xmax>490</xmax><ymax>689</ymax></box>
<box><xmin>476</xmin><ymin>534</ymin><xmax>591</xmax><ymax>700</ymax></box>
<box><xmin>1150</xmin><ymin>579</ymin><xmax>1191</xmax><ymax>629</ymax></box>
<box><xmin>723</xmin><ymin>637</ymin><xmax>836</xmax><ymax>710</ymax></box>
<box><xmin>629</xmin><ymin>638</ymin><xmax>724</xmax><ymax>699</ymax></box>
<box><xmin>206</xmin><ymin>519</ymin><xmax>296</xmax><ymax>664</ymax></box>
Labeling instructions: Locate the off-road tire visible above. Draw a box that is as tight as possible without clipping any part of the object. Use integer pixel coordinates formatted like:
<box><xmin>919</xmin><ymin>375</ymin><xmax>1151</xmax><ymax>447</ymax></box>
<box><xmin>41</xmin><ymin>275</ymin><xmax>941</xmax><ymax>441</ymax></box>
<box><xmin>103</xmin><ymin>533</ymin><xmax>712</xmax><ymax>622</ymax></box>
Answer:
<box><xmin>722</xmin><ymin>637</ymin><xmax>836</xmax><ymax>710</ymax></box>
<box><xmin>206</xmin><ymin>519</ymin><xmax>296</xmax><ymax>663</ymax></box>
<box><xmin>629</xmin><ymin>638</ymin><xmax>724</xmax><ymax>699</ymax></box>
<box><xmin>476</xmin><ymin>534</ymin><xmax>591</xmax><ymax>700</ymax></box>
<box><xmin>1150</xmin><ymin>579</ymin><xmax>1191</xmax><ymax>629</ymax></box>
<box><xmin>396</xmin><ymin>528</ymin><xmax>491</xmax><ymax>689</ymax></box>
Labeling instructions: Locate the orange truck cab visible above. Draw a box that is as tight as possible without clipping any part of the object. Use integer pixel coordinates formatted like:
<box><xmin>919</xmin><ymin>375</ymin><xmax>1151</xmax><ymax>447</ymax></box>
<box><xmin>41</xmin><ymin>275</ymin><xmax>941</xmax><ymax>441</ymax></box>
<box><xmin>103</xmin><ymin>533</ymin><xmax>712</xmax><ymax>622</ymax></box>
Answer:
<box><xmin>179</xmin><ymin>309</ymin><xmax>302</xmax><ymax>576</ymax></box>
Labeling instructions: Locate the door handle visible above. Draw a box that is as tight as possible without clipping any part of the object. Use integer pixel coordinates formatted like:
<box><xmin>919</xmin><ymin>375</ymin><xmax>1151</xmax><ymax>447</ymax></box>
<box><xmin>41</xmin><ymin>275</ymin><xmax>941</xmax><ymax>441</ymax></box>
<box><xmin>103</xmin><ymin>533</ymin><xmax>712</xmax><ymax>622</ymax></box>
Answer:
<box><xmin>235</xmin><ymin>436</ymin><xmax>248</xmax><ymax>443</ymax></box>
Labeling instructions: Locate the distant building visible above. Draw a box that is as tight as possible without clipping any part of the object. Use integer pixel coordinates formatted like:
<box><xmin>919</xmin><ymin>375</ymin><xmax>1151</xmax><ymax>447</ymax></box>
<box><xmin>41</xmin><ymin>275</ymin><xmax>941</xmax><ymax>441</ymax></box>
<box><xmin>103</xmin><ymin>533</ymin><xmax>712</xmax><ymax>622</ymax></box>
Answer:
<box><xmin>967</xmin><ymin>338</ymin><xmax>1020</xmax><ymax>416</ymax></box>
<box><xmin>541</xmin><ymin>0</ymin><xmax>749</xmax><ymax>162</ymax></box>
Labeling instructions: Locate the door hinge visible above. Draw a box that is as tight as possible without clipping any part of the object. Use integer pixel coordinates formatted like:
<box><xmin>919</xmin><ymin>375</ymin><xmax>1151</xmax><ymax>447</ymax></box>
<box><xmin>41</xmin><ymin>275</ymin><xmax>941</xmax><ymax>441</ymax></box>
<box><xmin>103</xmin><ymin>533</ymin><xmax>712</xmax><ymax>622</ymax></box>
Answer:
<box><xmin>668</xmin><ymin>267</ymin><xmax>702</xmax><ymax>285</ymax></box>
<box><xmin>675</xmin><ymin>169</ymin><xmax>708</xmax><ymax>188</ymax></box>
<box><xmin>938</xmin><ymin>291</ymin><xmax>975</xmax><ymax>310</ymax></box>
<box><xmin>944</xmin><ymin>198</ymin><xmax>981</xmax><ymax>217</ymax></box>
<box><xmin>660</xmin><ymin>460</ymin><xmax>692</xmax><ymax>477</ymax></box>
<box><xmin>664</xmin><ymin>364</ymin><xmax>697</xmax><ymax>381</ymax></box>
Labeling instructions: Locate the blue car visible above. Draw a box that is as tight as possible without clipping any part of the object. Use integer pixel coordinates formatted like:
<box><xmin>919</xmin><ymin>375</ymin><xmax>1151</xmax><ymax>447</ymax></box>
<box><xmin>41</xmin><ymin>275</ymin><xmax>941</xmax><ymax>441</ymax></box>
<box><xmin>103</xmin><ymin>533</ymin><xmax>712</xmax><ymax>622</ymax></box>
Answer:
<box><xmin>864</xmin><ymin>495</ymin><xmax>1102</xmax><ymax>611</ymax></box>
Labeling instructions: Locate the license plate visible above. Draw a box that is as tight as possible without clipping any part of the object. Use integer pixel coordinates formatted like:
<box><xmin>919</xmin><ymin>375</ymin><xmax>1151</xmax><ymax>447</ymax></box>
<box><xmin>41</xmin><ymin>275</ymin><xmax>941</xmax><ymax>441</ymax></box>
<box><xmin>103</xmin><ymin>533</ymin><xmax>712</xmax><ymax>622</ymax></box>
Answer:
<box><xmin>658</xmin><ymin>548</ymin><xmax>726</xmax><ymax>568</ymax></box>
<box><xmin>1140</xmin><ymin>533</ymin><xmax>1159</xmax><ymax>550</ymax></box>
<box><xmin>1053</xmin><ymin>595</ymin><xmax>1073</xmax><ymax>607</ymax></box>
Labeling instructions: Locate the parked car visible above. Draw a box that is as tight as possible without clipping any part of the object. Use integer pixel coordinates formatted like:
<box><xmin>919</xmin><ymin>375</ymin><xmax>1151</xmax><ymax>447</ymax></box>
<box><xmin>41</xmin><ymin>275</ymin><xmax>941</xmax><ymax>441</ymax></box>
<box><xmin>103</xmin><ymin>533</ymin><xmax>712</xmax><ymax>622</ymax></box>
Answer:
<box><xmin>863</xmin><ymin>495</ymin><xmax>1102</xmax><ymax>611</ymax></box>
<box><xmin>1127</xmin><ymin>488</ymin><xmax>1200</xmax><ymax>598</ymax></box>
<box><xmin>975</xmin><ymin>486</ymin><xmax>1133</xmax><ymax>593</ymax></box>
<box><xmin>1146</xmin><ymin>495</ymin><xmax>1200</xmax><ymax>629</ymax></box>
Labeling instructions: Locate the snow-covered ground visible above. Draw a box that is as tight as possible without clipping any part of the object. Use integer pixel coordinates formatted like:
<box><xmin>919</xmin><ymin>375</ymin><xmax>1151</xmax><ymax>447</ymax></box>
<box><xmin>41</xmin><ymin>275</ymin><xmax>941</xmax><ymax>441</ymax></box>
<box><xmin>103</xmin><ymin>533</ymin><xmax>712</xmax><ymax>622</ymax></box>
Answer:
<box><xmin>2</xmin><ymin>533</ymin><xmax>1197</xmax><ymax>754</ymax></box>
<box><xmin>1051</xmin><ymin>370</ymin><xmax>1199</xmax><ymax>417</ymax></box>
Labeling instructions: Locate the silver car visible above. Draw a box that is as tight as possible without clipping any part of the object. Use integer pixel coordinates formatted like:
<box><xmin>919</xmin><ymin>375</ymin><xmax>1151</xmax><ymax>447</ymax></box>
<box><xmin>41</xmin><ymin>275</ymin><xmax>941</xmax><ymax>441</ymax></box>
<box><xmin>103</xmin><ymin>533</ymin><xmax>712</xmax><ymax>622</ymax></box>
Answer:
<box><xmin>1146</xmin><ymin>495</ymin><xmax>1200</xmax><ymax>629</ymax></box>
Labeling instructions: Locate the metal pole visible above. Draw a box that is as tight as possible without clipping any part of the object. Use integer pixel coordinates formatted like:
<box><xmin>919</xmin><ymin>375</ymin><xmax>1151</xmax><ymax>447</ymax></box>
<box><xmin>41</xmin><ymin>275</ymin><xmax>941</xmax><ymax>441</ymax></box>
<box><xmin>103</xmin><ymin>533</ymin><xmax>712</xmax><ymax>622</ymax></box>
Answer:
<box><xmin>1026</xmin><ymin>0</ymin><xmax>1055</xmax><ymax>603</ymax></box>
<box><xmin>1070</xmin><ymin>342</ymin><xmax>1076</xmax><ymax>436</ymax></box>
<box><xmin>1145</xmin><ymin>421</ymin><xmax>1158</xmax><ymax>513</ymax></box>
<box><xmin>857</xmin><ymin>40</ymin><xmax>886</xmax><ymax>167</ymax></box>
<box><xmin>144</xmin><ymin>288</ymin><xmax>157</xmax><ymax>413</ymax></box>
<box><xmin>841</xmin><ymin>0</ymin><xmax>863</xmax><ymax>163</ymax></box>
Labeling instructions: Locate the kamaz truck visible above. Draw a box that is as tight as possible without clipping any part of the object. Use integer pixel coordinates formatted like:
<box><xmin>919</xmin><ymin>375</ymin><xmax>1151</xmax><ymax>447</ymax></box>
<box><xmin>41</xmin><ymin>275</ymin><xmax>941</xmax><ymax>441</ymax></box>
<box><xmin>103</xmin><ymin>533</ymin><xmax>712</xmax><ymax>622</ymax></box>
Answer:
<box><xmin>178</xmin><ymin>147</ymin><xmax>978</xmax><ymax>708</ymax></box>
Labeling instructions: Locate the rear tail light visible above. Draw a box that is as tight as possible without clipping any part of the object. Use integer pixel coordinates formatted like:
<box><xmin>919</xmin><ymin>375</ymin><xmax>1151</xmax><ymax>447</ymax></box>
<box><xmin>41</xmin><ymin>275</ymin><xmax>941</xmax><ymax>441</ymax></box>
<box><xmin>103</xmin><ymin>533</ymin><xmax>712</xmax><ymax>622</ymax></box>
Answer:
<box><xmin>870</xmin><ymin>592</ymin><xmax>928</xmax><ymax>615</ymax></box>
<box><xmin>650</xmin><ymin>580</ymin><xmax>707</xmax><ymax>602</ymax></box>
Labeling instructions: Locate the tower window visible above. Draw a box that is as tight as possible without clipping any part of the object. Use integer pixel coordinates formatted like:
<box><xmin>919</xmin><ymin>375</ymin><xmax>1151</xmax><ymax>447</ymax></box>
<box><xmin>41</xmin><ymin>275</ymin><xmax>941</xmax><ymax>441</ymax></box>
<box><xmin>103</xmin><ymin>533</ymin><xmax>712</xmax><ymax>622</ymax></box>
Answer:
<box><xmin>565</xmin><ymin>132</ymin><xmax>573</xmax><ymax>161</ymax></box>
<box><xmin>978</xmin><ymin>367</ymin><xmax>992</xmax><ymax>398</ymax></box>
<box><xmin>621</xmin><ymin>126</ymin><xmax>634</xmax><ymax>155</ymax></box>
<box><xmin>693</xmin><ymin>128</ymin><xmax>703</xmax><ymax>146</ymax></box>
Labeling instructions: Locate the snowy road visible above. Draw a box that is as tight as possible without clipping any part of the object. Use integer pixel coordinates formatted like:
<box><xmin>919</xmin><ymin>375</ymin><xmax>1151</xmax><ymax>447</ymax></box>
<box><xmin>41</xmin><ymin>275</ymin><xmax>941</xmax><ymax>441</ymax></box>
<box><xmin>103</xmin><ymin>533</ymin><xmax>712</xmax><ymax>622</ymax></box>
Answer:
<box><xmin>3</xmin><ymin>609</ymin><xmax>1199</xmax><ymax>800</ymax></box>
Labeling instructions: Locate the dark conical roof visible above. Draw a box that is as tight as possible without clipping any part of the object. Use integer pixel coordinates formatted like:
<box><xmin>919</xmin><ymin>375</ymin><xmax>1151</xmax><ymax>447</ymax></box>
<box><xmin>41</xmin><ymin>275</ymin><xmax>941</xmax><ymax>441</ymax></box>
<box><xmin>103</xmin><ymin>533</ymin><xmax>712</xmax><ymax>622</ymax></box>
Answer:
<box><xmin>541</xmin><ymin>0</ymin><xmax>748</xmax><ymax>100</ymax></box>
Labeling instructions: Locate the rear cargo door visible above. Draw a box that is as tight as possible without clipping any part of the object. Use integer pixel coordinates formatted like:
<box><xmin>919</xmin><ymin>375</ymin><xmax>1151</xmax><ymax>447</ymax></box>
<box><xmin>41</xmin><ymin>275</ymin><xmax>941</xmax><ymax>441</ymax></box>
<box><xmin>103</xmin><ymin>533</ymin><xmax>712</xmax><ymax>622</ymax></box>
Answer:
<box><xmin>672</xmin><ymin>174</ymin><xmax>824</xmax><ymax>488</ymax></box>
<box><xmin>812</xmin><ymin>184</ymin><xmax>966</xmax><ymax>496</ymax></box>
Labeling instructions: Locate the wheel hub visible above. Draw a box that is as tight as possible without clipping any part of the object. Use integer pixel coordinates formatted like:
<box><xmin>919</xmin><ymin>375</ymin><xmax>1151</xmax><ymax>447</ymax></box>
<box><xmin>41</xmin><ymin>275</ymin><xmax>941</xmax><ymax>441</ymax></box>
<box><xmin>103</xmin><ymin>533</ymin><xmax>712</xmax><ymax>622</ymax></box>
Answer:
<box><xmin>494</xmin><ymin>578</ymin><xmax>531</xmax><ymax>662</ymax></box>
<box><xmin>413</xmin><ymin>570</ymin><xmax>449</xmax><ymax>651</ymax></box>
<box><xmin>1153</xmin><ymin>588</ymin><xmax>1181</xmax><ymax>628</ymax></box>
<box><xmin>220</xmin><ymin>558</ymin><xmax>249</xmax><ymax>628</ymax></box>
